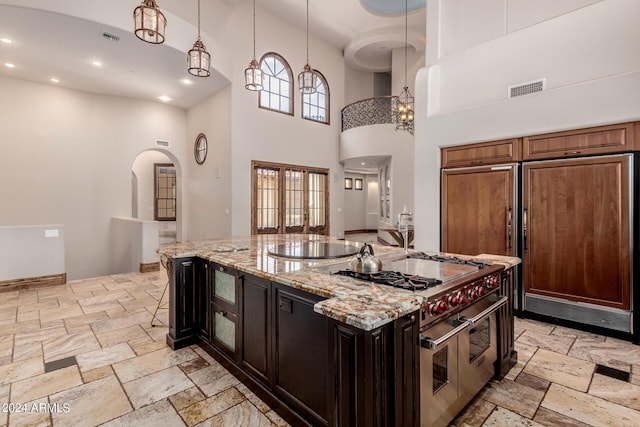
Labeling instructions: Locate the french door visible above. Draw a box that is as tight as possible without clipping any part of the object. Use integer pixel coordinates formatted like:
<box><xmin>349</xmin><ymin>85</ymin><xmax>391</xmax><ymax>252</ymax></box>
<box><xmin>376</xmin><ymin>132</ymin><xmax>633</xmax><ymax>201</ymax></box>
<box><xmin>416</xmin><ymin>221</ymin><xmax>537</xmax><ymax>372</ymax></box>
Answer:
<box><xmin>252</xmin><ymin>161</ymin><xmax>329</xmax><ymax>235</ymax></box>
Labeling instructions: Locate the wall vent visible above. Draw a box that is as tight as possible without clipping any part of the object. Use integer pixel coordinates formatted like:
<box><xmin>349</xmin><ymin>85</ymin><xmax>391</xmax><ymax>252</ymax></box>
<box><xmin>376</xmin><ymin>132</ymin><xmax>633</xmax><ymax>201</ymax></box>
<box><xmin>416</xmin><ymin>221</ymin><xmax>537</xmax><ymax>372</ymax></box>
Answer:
<box><xmin>155</xmin><ymin>139</ymin><xmax>170</xmax><ymax>148</ymax></box>
<box><xmin>508</xmin><ymin>79</ymin><xmax>546</xmax><ymax>98</ymax></box>
<box><xmin>101</xmin><ymin>31</ymin><xmax>120</xmax><ymax>42</ymax></box>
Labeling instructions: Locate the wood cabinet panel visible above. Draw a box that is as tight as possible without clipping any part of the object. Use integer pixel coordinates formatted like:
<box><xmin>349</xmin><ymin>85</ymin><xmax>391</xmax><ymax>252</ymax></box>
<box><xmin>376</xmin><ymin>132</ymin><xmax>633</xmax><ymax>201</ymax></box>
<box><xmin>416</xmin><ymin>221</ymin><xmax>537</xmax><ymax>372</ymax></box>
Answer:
<box><xmin>394</xmin><ymin>313</ymin><xmax>419</xmax><ymax>427</ymax></box>
<box><xmin>195</xmin><ymin>259</ymin><xmax>211</xmax><ymax>342</ymax></box>
<box><xmin>441</xmin><ymin>165</ymin><xmax>517</xmax><ymax>256</ymax></box>
<box><xmin>241</xmin><ymin>275</ymin><xmax>270</xmax><ymax>384</ymax></box>
<box><xmin>523</xmin><ymin>123</ymin><xmax>633</xmax><ymax>160</ymax></box>
<box><xmin>441</xmin><ymin>139</ymin><xmax>521</xmax><ymax>168</ymax></box>
<box><xmin>523</xmin><ymin>155</ymin><xmax>630</xmax><ymax>309</ymax></box>
<box><xmin>167</xmin><ymin>258</ymin><xmax>196</xmax><ymax>349</ymax></box>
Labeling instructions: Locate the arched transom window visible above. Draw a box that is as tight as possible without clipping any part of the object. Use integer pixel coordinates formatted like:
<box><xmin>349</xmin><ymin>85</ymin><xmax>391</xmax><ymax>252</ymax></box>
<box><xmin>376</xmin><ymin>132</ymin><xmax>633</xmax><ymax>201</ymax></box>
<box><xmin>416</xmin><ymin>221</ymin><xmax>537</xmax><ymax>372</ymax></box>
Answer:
<box><xmin>302</xmin><ymin>70</ymin><xmax>329</xmax><ymax>124</ymax></box>
<box><xmin>259</xmin><ymin>52</ymin><xmax>293</xmax><ymax>115</ymax></box>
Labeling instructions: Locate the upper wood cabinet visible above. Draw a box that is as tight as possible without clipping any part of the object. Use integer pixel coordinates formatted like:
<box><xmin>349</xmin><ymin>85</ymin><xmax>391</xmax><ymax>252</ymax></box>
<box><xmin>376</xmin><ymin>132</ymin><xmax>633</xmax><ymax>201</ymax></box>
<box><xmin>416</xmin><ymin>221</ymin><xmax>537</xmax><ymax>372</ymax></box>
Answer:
<box><xmin>523</xmin><ymin>122</ymin><xmax>634</xmax><ymax>160</ymax></box>
<box><xmin>441</xmin><ymin>138</ymin><xmax>521</xmax><ymax>168</ymax></box>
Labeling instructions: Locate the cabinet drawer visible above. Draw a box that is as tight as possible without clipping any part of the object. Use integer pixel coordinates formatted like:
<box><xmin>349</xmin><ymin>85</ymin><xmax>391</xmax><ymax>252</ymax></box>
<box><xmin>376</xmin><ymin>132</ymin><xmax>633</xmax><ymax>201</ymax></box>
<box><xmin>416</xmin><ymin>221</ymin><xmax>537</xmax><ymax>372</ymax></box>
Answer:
<box><xmin>211</xmin><ymin>263</ymin><xmax>239</xmax><ymax>313</ymax></box>
<box><xmin>441</xmin><ymin>139</ymin><xmax>521</xmax><ymax>168</ymax></box>
<box><xmin>211</xmin><ymin>301</ymin><xmax>240</xmax><ymax>361</ymax></box>
<box><xmin>523</xmin><ymin>123</ymin><xmax>634</xmax><ymax>160</ymax></box>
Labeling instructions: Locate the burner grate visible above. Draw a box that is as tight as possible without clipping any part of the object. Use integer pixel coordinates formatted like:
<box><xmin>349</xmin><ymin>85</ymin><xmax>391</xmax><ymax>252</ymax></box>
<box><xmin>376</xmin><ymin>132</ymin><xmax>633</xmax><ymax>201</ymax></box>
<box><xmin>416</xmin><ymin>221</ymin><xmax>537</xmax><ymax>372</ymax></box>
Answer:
<box><xmin>334</xmin><ymin>270</ymin><xmax>442</xmax><ymax>290</ymax></box>
<box><xmin>410</xmin><ymin>252</ymin><xmax>488</xmax><ymax>269</ymax></box>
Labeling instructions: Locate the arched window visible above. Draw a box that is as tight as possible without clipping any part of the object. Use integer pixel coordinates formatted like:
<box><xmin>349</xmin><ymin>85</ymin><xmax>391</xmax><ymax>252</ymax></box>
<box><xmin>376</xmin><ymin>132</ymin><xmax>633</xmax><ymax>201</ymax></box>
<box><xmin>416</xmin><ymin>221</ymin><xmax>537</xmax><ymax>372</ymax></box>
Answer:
<box><xmin>302</xmin><ymin>70</ymin><xmax>329</xmax><ymax>124</ymax></box>
<box><xmin>259</xmin><ymin>52</ymin><xmax>293</xmax><ymax>115</ymax></box>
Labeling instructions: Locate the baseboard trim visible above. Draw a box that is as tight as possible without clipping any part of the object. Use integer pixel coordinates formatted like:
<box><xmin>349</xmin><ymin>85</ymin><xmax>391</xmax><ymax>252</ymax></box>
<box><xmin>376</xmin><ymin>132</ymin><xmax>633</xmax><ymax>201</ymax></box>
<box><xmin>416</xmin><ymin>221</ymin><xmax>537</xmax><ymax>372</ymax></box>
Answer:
<box><xmin>0</xmin><ymin>273</ymin><xmax>67</xmax><ymax>293</ymax></box>
<box><xmin>344</xmin><ymin>229</ymin><xmax>377</xmax><ymax>234</ymax></box>
<box><xmin>140</xmin><ymin>262</ymin><xmax>160</xmax><ymax>273</ymax></box>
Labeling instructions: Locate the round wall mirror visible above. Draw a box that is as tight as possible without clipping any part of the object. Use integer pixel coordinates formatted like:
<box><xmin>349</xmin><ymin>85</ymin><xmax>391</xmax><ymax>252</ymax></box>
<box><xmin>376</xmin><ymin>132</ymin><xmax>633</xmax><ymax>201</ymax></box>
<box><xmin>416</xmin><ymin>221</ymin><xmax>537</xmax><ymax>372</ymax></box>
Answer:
<box><xmin>194</xmin><ymin>133</ymin><xmax>208</xmax><ymax>165</ymax></box>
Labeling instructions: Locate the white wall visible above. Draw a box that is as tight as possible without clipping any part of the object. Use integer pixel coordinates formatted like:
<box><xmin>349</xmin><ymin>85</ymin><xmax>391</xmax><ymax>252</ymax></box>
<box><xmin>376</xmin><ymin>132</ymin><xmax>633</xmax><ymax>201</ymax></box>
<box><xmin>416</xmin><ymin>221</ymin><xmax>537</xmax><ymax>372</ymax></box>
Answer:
<box><xmin>0</xmin><ymin>225</ymin><xmax>65</xmax><ymax>281</ymax></box>
<box><xmin>0</xmin><ymin>76</ymin><xmax>187</xmax><ymax>280</ymax></box>
<box><xmin>365</xmin><ymin>175</ymin><xmax>379</xmax><ymax>230</ymax></box>
<box><xmin>344</xmin><ymin>65</ymin><xmax>375</xmax><ymax>105</ymax></box>
<box><xmin>111</xmin><ymin>217</ymin><xmax>159</xmax><ymax>274</ymax></box>
<box><xmin>344</xmin><ymin>173</ymin><xmax>367</xmax><ymax>231</ymax></box>
<box><xmin>216</xmin><ymin>3</ymin><xmax>346</xmax><ymax>238</ymax></box>
<box><xmin>414</xmin><ymin>0</ymin><xmax>640</xmax><ymax>251</ymax></box>
<box><xmin>185</xmin><ymin>87</ymin><xmax>233</xmax><ymax>241</ymax></box>
<box><xmin>132</xmin><ymin>151</ymin><xmax>173</xmax><ymax>221</ymax></box>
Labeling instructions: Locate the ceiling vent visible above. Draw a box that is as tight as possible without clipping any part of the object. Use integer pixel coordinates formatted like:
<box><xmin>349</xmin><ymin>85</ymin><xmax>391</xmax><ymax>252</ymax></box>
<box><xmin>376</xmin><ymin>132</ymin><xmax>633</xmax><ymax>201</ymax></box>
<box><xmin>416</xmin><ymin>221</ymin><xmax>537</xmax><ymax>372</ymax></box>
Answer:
<box><xmin>508</xmin><ymin>78</ymin><xmax>546</xmax><ymax>98</ymax></box>
<box><xmin>101</xmin><ymin>31</ymin><xmax>120</xmax><ymax>42</ymax></box>
<box><xmin>155</xmin><ymin>139</ymin><xmax>170</xmax><ymax>148</ymax></box>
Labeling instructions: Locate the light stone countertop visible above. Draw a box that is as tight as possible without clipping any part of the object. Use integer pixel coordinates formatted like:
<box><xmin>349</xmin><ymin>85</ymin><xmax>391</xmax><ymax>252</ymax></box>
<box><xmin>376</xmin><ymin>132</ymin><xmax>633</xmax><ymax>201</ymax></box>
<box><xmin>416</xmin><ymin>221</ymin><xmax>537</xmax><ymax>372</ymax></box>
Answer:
<box><xmin>158</xmin><ymin>234</ymin><xmax>521</xmax><ymax>331</ymax></box>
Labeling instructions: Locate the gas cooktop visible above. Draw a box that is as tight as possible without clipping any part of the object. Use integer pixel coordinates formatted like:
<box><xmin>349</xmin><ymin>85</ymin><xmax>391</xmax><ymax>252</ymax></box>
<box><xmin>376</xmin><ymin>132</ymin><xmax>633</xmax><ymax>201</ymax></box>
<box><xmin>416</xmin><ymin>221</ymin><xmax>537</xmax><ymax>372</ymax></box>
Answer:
<box><xmin>334</xmin><ymin>270</ymin><xmax>442</xmax><ymax>290</ymax></box>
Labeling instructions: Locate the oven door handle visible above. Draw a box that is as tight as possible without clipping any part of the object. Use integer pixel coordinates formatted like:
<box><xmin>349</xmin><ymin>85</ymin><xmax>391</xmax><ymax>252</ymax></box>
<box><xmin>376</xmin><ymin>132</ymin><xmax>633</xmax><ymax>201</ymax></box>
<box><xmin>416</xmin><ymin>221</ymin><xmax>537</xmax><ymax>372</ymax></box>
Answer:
<box><xmin>419</xmin><ymin>320</ymin><xmax>470</xmax><ymax>351</ymax></box>
<box><xmin>460</xmin><ymin>295</ymin><xmax>508</xmax><ymax>329</ymax></box>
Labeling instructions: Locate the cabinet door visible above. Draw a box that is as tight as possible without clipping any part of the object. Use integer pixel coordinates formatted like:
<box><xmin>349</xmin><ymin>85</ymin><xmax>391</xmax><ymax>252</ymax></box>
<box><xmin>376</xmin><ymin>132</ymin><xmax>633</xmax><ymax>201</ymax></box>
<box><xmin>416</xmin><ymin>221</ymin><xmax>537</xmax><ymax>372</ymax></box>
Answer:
<box><xmin>273</xmin><ymin>284</ymin><xmax>328</xmax><ymax>426</ymax></box>
<box><xmin>168</xmin><ymin>257</ymin><xmax>196</xmax><ymax>349</ymax></box>
<box><xmin>241</xmin><ymin>275</ymin><xmax>270</xmax><ymax>383</ymax></box>
<box><xmin>395</xmin><ymin>313</ymin><xmax>419</xmax><ymax>427</ymax></box>
<box><xmin>523</xmin><ymin>155</ymin><xmax>631</xmax><ymax>309</ymax></box>
<box><xmin>211</xmin><ymin>301</ymin><xmax>240</xmax><ymax>361</ymax></box>
<box><xmin>441</xmin><ymin>139</ymin><xmax>521</xmax><ymax>168</ymax></box>
<box><xmin>442</xmin><ymin>165</ymin><xmax>517</xmax><ymax>256</ymax></box>
<box><xmin>195</xmin><ymin>259</ymin><xmax>210</xmax><ymax>342</ymax></box>
<box><xmin>211</xmin><ymin>264</ymin><xmax>239</xmax><ymax>313</ymax></box>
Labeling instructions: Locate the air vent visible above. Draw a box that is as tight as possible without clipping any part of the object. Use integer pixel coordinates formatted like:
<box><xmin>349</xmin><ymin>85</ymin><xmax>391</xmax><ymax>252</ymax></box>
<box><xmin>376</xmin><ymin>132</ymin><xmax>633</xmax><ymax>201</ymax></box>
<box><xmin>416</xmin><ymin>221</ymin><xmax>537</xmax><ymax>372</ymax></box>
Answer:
<box><xmin>155</xmin><ymin>139</ymin><xmax>170</xmax><ymax>148</ymax></box>
<box><xmin>101</xmin><ymin>31</ymin><xmax>120</xmax><ymax>42</ymax></box>
<box><xmin>508</xmin><ymin>79</ymin><xmax>546</xmax><ymax>98</ymax></box>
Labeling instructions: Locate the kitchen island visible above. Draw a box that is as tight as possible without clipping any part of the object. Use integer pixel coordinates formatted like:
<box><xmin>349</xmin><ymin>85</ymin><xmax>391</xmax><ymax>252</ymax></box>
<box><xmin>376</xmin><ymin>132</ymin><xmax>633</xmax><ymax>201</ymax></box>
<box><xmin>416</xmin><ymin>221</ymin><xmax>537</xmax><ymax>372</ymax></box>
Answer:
<box><xmin>158</xmin><ymin>234</ymin><xmax>519</xmax><ymax>427</ymax></box>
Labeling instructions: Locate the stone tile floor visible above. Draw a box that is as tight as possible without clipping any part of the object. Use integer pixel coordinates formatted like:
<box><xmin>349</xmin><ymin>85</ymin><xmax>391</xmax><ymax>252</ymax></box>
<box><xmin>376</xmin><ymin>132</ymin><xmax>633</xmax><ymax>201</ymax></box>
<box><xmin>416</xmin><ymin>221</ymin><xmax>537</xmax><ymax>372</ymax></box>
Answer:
<box><xmin>0</xmin><ymin>269</ymin><xmax>639</xmax><ymax>426</ymax></box>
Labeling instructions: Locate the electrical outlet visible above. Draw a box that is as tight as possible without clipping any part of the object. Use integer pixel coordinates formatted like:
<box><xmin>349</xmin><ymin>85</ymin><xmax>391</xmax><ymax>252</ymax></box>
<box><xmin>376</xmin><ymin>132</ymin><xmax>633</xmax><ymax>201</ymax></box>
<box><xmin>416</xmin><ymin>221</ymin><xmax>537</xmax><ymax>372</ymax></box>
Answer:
<box><xmin>45</xmin><ymin>229</ymin><xmax>59</xmax><ymax>238</ymax></box>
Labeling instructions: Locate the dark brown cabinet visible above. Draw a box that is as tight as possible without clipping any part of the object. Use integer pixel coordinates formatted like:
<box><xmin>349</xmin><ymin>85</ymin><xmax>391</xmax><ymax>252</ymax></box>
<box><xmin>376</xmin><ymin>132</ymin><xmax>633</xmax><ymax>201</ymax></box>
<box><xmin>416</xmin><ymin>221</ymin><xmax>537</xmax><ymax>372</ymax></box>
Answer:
<box><xmin>167</xmin><ymin>257</ymin><xmax>197</xmax><ymax>349</ymax></box>
<box><xmin>273</xmin><ymin>284</ymin><xmax>329</xmax><ymax>426</ymax></box>
<box><xmin>523</xmin><ymin>155</ymin><xmax>631</xmax><ymax>310</ymax></box>
<box><xmin>441</xmin><ymin>164</ymin><xmax>517</xmax><ymax>257</ymax></box>
<box><xmin>241</xmin><ymin>274</ymin><xmax>271</xmax><ymax>384</ymax></box>
<box><xmin>195</xmin><ymin>258</ymin><xmax>210</xmax><ymax>342</ymax></box>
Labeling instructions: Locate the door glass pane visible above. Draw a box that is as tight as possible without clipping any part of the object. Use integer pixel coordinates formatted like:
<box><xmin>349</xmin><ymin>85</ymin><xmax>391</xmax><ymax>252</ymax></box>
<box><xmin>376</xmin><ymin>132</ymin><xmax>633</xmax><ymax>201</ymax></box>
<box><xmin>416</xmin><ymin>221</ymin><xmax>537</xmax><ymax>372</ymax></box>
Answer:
<box><xmin>214</xmin><ymin>270</ymin><xmax>236</xmax><ymax>304</ymax></box>
<box><xmin>469</xmin><ymin>317</ymin><xmax>491</xmax><ymax>362</ymax></box>
<box><xmin>285</xmin><ymin>169</ymin><xmax>304</xmax><ymax>228</ymax></box>
<box><xmin>214</xmin><ymin>312</ymin><xmax>235</xmax><ymax>351</ymax></box>
<box><xmin>256</xmin><ymin>168</ymin><xmax>279</xmax><ymax>231</ymax></box>
<box><xmin>308</xmin><ymin>172</ymin><xmax>326</xmax><ymax>227</ymax></box>
<box><xmin>433</xmin><ymin>347</ymin><xmax>448</xmax><ymax>394</ymax></box>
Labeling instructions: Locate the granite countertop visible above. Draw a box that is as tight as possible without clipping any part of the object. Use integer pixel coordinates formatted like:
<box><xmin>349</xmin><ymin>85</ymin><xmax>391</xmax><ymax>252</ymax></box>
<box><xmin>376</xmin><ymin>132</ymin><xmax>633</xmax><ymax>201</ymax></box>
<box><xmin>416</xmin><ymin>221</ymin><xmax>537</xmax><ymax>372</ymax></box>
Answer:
<box><xmin>157</xmin><ymin>234</ymin><xmax>521</xmax><ymax>331</ymax></box>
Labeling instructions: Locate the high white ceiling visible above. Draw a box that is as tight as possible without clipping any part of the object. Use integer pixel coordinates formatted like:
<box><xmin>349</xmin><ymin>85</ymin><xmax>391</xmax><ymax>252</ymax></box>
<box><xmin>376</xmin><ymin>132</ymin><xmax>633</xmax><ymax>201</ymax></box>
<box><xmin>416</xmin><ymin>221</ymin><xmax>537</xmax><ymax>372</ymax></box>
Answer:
<box><xmin>0</xmin><ymin>0</ymin><xmax>425</xmax><ymax>109</ymax></box>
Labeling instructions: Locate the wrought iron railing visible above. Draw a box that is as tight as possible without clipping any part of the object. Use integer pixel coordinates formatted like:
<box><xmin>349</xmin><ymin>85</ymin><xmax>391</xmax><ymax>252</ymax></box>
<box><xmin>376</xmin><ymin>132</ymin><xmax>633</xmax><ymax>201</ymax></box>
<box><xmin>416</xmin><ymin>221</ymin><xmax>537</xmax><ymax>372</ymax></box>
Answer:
<box><xmin>341</xmin><ymin>96</ymin><xmax>400</xmax><ymax>132</ymax></box>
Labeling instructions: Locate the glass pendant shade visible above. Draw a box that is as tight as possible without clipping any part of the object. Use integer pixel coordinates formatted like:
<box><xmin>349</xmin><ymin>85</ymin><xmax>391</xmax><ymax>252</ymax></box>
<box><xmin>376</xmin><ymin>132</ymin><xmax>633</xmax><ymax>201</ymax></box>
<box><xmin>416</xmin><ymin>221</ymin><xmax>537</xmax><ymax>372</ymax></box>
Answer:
<box><xmin>245</xmin><ymin>59</ymin><xmax>263</xmax><ymax>91</ymax></box>
<box><xmin>298</xmin><ymin>63</ymin><xmax>317</xmax><ymax>94</ymax></box>
<box><xmin>133</xmin><ymin>0</ymin><xmax>166</xmax><ymax>44</ymax></box>
<box><xmin>188</xmin><ymin>40</ymin><xmax>211</xmax><ymax>77</ymax></box>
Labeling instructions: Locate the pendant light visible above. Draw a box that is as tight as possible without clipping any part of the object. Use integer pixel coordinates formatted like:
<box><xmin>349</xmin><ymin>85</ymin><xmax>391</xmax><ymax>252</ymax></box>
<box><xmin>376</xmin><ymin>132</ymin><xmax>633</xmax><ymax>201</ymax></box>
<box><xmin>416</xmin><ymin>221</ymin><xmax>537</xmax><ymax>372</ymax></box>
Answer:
<box><xmin>298</xmin><ymin>0</ymin><xmax>317</xmax><ymax>94</ymax></box>
<box><xmin>133</xmin><ymin>0</ymin><xmax>167</xmax><ymax>44</ymax></box>
<box><xmin>187</xmin><ymin>0</ymin><xmax>211</xmax><ymax>77</ymax></box>
<box><xmin>395</xmin><ymin>0</ymin><xmax>414</xmax><ymax>135</ymax></box>
<box><xmin>244</xmin><ymin>0</ymin><xmax>263</xmax><ymax>91</ymax></box>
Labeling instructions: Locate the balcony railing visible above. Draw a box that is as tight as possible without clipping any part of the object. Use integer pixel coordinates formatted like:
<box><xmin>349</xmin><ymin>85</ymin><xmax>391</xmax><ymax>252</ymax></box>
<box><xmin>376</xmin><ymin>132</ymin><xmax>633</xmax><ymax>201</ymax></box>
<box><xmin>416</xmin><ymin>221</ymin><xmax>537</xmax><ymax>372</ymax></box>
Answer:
<box><xmin>341</xmin><ymin>96</ymin><xmax>400</xmax><ymax>132</ymax></box>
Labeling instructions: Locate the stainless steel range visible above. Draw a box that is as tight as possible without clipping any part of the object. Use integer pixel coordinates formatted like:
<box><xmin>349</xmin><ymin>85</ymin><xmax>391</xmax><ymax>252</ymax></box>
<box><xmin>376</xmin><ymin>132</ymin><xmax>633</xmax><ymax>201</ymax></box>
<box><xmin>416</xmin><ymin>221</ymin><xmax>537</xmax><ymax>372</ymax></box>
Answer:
<box><xmin>315</xmin><ymin>252</ymin><xmax>513</xmax><ymax>427</ymax></box>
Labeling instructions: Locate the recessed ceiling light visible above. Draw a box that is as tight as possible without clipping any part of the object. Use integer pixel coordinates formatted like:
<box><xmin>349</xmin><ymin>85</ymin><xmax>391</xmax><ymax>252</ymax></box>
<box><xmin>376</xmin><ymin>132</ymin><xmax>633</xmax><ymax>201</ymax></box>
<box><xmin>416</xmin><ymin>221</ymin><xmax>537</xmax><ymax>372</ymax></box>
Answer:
<box><xmin>181</xmin><ymin>78</ymin><xmax>193</xmax><ymax>85</ymax></box>
<box><xmin>4</xmin><ymin>63</ymin><xmax>15</xmax><ymax>68</ymax></box>
<box><xmin>0</xmin><ymin>38</ymin><xmax>12</xmax><ymax>44</ymax></box>
<box><xmin>158</xmin><ymin>95</ymin><xmax>171</xmax><ymax>102</ymax></box>
<box><xmin>50</xmin><ymin>78</ymin><xmax>59</xmax><ymax>83</ymax></box>
<box><xmin>361</xmin><ymin>162</ymin><xmax>367</xmax><ymax>166</ymax></box>
<box><xmin>92</xmin><ymin>61</ymin><xmax>102</xmax><ymax>67</ymax></box>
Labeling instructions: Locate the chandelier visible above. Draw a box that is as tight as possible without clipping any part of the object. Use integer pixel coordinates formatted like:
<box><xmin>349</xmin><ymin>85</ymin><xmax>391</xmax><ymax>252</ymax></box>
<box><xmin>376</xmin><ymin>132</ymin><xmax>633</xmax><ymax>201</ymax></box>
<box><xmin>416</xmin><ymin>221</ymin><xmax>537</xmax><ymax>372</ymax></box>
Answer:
<box><xmin>395</xmin><ymin>0</ymin><xmax>414</xmax><ymax>135</ymax></box>
<box><xmin>133</xmin><ymin>0</ymin><xmax>167</xmax><ymax>44</ymax></box>
<box><xmin>187</xmin><ymin>0</ymin><xmax>211</xmax><ymax>77</ymax></box>
<box><xmin>244</xmin><ymin>0</ymin><xmax>263</xmax><ymax>90</ymax></box>
<box><xmin>298</xmin><ymin>0</ymin><xmax>317</xmax><ymax>94</ymax></box>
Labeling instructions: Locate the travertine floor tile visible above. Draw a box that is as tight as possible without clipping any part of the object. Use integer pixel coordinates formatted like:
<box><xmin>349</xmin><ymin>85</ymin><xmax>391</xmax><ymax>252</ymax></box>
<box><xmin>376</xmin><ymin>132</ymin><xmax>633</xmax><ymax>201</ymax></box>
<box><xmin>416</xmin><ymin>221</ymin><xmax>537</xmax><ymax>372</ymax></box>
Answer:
<box><xmin>504</xmin><ymin>341</ymin><xmax>538</xmax><ymax>381</ymax></box>
<box><xmin>169</xmin><ymin>387</ymin><xmax>207</xmax><ymax>411</ymax></box>
<box><xmin>203</xmin><ymin>400</ymin><xmax>272</xmax><ymax>427</ymax></box>
<box><xmin>179</xmin><ymin>356</ymin><xmax>210</xmax><ymax>375</ymax></box>
<box><xmin>63</xmin><ymin>311</ymin><xmax>109</xmax><ymax>334</ymax></box>
<box><xmin>482</xmin><ymin>407</ymin><xmax>545</xmax><ymax>426</ymax></box>
<box><xmin>588</xmin><ymin>373</ymin><xmax>640</xmax><ymax>411</ymax></box>
<box><xmin>516</xmin><ymin>329</ymin><xmax>575</xmax><ymax>355</ymax></box>
<box><xmin>451</xmin><ymin>397</ymin><xmax>495</xmax><ymax>427</ymax></box>
<box><xmin>0</xmin><ymin>320</ymin><xmax>40</xmax><ymax>338</ymax></box>
<box><xmin>265</xmin><ymin>409</ymin><xmax>290</xmax><ymax>427</ymax></box>
<box><xmin>479</xmin><ymin>378</ymin><xmax>545</xmax><ymax>418</ymax></box>
<box><xmin>77</xmin><ymin>291</ymin><xmax>129</xmax><ymax>314</ymax></box>
<box><xmin>235</xmin><ymin>383</ymin><xmax>271</xmax><ymax>413</ymax></box>
<box><xmin>532</xmin><ymin>407</ymin><xmax>590</xmax><ymax>427</ymax></box>
<box><xmin>7</xmin><ymin>397</ymin><xmax>50</xmax><ymax>427</ymax></box>
<box><xmin>90</xmin><ymin>309</ymin><xmax>150</xmax><ymax>334</ymax></box>
<box><xmin>542</xmin><ymin>383</ymin><xmax>640</xmax><ymax>427</ymax></box>
<box><xmin>0</xmin><ymin>356</ymin><xmax>44</xmax><ymax>387</ymax></box>
<box><xmin>50</xmin><ymin>375</ymin><xmax>131</xmax><ymax>427</ymax></box>
<box><xmin>632</xmin><ymin>364</ymin><xmax>640</xmax><ymax>386</ymax></box>
<box><xmin>94</xmin><ymin>324</ymin><xmax>149</xmax><ymax>348</ymax></box>
<box><xmin>113</xmin><ymin>347</ymin><xmax>198</xmax><ymax>383</ymax></box>
<box><xmin>42</xmin><ymin>331</ymin><xmax>100</xmax><ymax>363</ymax></box>
<box><xmin>76</xmin><ymin>342</ymin><xmax>136</xmax><ymax>372</ymax></box>
<box><xmin>523</xmin><ymin>348</ymin><xmax>594</xmax><ymax>392</ymax></box>
<box><xmin>514</xmin><ymin>318</ymin><xmax>555</xmax><ymax>336</ymax></box>
<box><xmin>130</xmin><ymin>338</ymin><xmax>167</xmax><ymax>356</ymax></box>
<box><xmin>122</xmin><ymin>366</ymin><xmax>194</xmax><ymax>409</ymax></box>
<box><xmin>81</xmin><ymin>365</ymin><xmax>114</xmax><ymax>383</ymax></box>
<box><xmin>14</xmin><ymin>325</ymin><xmax>67</xmax><ymax>348</ymax></box>
<box><xmin>11</xmin><ymin>365</ymin><xmax>82</xmax><ymax>403</ymax></box>
<box><xmin>569</xmin><ymin>337</ymin><xmax>639</xmax><ymax>372</ymax></box>
<box><xmin>101</xmin><ymin>399</ymin><xmax>185</xmax><ymax>427</ymax></box>
<box><xmin>179</xmin><ymin>387</ymin><xmax>245</xmax><ymax>427</ymax></box>
<box><xmin>187</xmin><ymin>362</ymin><xmax>234</xmax><ymax>397</ymax></box>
